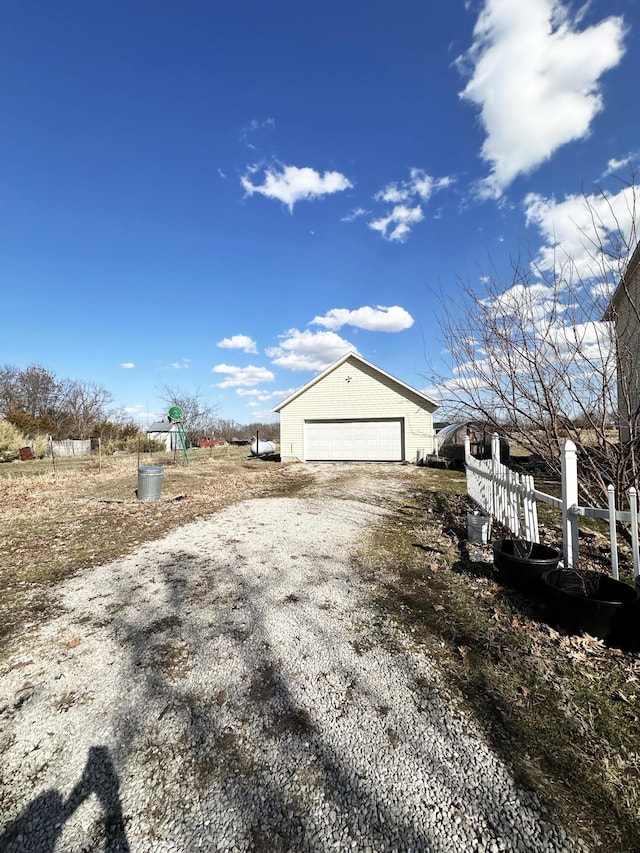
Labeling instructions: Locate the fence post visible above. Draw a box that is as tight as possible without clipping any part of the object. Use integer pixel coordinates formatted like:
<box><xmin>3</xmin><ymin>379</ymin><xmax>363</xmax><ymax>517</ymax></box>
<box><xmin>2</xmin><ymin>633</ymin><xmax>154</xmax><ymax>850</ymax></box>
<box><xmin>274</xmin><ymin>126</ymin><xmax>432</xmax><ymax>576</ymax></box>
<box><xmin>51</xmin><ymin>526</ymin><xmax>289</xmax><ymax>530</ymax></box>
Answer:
<box><xmin>464</xmin><ymin>434</ymin><xmax>470</xmax><ymax>465</ymax></box>
<box><xmin>608</xmin><ymin>485</ymin><xmax>619</xmax><ymax>581</ymax></box>
<box><xmin>523</xmin><ymin>473</ymin><xmax>539</xmax><ymax>543</ymax></box>
<box><xmin>561</xmin><ymin>440</ymin><xmax>579</xmax><ymax>568</ymax></box>
<box><xmin>491</xmin><ymin>432</ymin><xmax>500</xmax><ymax>464</ymax></box>
<box><xmin>629</xmin><ymin>487</ymin><xmax>640</xmax><ymax>580</ymax></box>
<box><xmin>491</xmin><ymin>433</ymin><xmax>500</xmax><ymax>521</ymax></box>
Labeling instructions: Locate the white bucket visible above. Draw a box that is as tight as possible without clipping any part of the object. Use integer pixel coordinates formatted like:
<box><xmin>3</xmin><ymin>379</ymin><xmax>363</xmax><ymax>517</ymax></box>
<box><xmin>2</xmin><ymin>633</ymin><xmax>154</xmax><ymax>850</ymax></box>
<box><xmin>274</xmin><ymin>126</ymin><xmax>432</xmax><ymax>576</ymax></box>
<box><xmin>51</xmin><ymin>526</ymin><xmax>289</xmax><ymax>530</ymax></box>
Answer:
<box><xmin>467</xmin><ymin>512</ymin><xmax>491</xmax><ymax>545</ymax></box>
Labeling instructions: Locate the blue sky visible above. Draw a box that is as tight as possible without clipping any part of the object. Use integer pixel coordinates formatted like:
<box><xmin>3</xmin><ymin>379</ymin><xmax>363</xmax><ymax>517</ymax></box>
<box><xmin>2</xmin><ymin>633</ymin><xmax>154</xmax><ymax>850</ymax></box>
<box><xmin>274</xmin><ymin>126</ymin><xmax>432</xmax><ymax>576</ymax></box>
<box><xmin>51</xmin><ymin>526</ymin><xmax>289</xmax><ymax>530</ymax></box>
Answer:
<box><xmin>1</xmin><ymin>0</ymin><xmax>638</xmax><ymax>425</ymax></box>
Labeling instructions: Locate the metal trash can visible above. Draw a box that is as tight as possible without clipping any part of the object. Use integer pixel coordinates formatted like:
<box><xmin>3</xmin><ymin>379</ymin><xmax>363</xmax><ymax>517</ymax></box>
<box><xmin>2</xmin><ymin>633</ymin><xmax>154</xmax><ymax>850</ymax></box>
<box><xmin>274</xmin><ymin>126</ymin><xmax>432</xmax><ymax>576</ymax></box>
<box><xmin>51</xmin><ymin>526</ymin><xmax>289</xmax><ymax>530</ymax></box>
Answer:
<box><xmin>137</xmin><ymin>465</ymin><xmax>164</xmax><ymax>501</ymax></box>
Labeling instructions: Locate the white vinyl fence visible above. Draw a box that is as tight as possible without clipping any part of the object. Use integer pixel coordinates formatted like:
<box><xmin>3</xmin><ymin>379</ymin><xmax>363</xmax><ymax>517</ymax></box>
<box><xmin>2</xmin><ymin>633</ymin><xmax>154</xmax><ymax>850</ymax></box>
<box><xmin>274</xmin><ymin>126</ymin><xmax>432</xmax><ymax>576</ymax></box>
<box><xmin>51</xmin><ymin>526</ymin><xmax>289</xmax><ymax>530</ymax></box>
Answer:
<box><xmin>465</xmin><ymin>434</ymin><xmax>640</xmax><ymax>580</ymax></box>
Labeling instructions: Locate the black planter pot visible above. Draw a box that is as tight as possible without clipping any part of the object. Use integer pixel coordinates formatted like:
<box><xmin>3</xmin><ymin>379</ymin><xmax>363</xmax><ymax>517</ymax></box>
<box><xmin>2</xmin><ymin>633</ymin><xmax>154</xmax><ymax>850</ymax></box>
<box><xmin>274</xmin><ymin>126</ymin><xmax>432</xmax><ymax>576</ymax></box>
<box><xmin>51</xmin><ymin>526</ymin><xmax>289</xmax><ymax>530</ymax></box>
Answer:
<box><xmin>492</xmin><ymin>539</ymin><xmax>561</xmax><ymax>592</ymax></box>
<box><xmin>543</xmin><ymin>568</ymin><xmax>639</xmax><ymax>642</ymax></box>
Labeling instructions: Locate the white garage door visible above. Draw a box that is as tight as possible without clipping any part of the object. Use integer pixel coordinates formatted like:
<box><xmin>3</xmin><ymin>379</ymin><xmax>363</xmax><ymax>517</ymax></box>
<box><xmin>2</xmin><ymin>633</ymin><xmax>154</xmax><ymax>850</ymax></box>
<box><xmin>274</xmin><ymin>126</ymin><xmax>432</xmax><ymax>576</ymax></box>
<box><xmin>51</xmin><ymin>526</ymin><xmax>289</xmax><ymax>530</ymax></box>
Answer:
<box><xmin>305</xmin><ymin>419</ymin><xmax>403</xmax><ymax>461</ymax></box>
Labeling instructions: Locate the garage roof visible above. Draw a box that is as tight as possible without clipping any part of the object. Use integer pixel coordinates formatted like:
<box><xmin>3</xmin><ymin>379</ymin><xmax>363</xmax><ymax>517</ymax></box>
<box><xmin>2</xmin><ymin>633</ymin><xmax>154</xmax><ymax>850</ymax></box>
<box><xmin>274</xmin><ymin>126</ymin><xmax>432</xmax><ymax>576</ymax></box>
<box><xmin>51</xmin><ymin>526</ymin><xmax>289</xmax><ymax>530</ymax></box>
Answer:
<box><xmin>273</xmin><ymin>352</ymin><xmax>438</xmax><ymax>412</ymax></box>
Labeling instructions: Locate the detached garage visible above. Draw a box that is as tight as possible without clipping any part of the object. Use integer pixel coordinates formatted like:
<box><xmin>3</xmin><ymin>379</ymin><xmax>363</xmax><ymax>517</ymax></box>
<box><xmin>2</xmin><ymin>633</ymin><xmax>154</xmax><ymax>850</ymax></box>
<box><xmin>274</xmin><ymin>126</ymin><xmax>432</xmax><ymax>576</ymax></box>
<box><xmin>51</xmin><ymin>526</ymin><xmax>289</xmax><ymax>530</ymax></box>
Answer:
<box><xmin>274</xmin><ymin>352</ymin><xmax>438</xmax><ymax>463</ymax></box>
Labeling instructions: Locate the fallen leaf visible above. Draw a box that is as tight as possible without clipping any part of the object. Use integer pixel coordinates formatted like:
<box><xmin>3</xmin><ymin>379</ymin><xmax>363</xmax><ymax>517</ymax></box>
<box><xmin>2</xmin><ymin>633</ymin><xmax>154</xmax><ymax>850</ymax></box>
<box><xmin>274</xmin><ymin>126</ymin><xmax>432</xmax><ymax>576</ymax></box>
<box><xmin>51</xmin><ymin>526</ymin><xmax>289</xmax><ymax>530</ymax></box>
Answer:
<box><xmin>511</xmin><ymin>616</ymin><xmax>521</xmax><ymax>629</ymax></box>
<box><xmin>216</xmin><ymin>688</ymin><xmax>227</xmax><ymax>706</ymax></box>
<box><xmin>458</xmin><ymin>645</ymin><xmax>469</xmax><ymax>659</ymax></box>
<box><xmin>67</xmin><ymin>637</ymin><xmax>81</xmax><ymax>649</ymax></box>
<box><xmin>519</xmin><ymin>685</ymin><xmax>530</xmax><ymax>698</ymax></box>
<box><xmin>433</xmin><ymin>604</ymin><xmax>444</xmax><ymax>612</ymax></box>
<box><xmin>578</xmin><ymin>669</ymin><xmax>596</xmax><ymax>681</ymax></box>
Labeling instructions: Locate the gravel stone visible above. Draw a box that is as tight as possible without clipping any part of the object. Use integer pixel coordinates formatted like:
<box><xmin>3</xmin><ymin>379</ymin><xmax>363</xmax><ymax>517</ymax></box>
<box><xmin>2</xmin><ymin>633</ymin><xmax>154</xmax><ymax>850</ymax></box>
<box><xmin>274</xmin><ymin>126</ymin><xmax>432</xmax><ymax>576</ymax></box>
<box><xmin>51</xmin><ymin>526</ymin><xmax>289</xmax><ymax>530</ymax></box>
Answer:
<box><xmin>0</xmin><ymin>469</ymin><xmax>584</xmax><ymax>852</ymax></box>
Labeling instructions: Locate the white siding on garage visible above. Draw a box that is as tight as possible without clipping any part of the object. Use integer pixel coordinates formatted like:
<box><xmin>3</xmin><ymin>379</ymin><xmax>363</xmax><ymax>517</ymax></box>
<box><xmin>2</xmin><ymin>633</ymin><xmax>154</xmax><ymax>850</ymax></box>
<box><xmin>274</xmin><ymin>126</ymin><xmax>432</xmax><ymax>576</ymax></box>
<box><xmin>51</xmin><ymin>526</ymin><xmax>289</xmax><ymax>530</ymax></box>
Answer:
<box><xmin>277</xmin><ymin>355</ymin><xmax>435</xmax><ymax>462</ymax></box>
<box><xmin>305</xmin><ymin>419</ymin><xmax>403</xmax><ymax>461</ymax></box>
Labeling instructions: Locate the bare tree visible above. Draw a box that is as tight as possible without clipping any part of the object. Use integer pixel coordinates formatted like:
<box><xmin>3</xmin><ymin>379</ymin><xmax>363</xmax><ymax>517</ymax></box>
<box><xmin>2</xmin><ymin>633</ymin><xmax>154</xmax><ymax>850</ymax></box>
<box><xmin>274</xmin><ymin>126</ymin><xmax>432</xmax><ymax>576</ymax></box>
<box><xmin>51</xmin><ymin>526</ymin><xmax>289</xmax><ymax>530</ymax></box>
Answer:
<box><xmin>61</xmin><ymin>380</ymin><xmax>114</xmax><ymax>438</ymax></box>
<box><xmin>156</xmin><ymin>384</ymin><xmax>219</xmax><ymax>446</ymax></box>
<box><xmin>243</xmin><ymin>420</ymin><xmax>280</xmax><ymax>441</ymax></box>
<box><xmin>1</xmin><ymin>364</ymin><xmax>64</xmax><ymax>435</ymax></box>
<box><xmin>14</xmin><ymin>364</ymin><xmax>63</xmax><ymax>420</ymax></box>
<box><xmin>2</xmin><ymin>366</ymin><xmax>121</xmax><ymax>440</ymax></box>
<box><xmin>211</xmin><ymin>418</ymin><xmax>243</xmax><ymax>441</ymax></box>
<box><xmin>432</xmin><ymin>183</ymin><xmax>640</xmax><ymax>508</ymax></box>
<box><xmin>0</xmin><ymin>365</ymin><xmax>21</xmax><ymax>415</ymax></box>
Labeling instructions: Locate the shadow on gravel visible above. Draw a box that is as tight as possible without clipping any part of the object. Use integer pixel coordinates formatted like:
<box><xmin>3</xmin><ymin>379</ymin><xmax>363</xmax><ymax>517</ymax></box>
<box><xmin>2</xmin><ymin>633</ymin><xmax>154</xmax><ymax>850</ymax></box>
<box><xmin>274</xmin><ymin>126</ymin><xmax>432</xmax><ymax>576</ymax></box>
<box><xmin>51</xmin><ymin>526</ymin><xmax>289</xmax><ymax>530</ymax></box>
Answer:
<box><xmin>3</xmin><ymin>491</ymin><xmax>595</xmax><ymax>851</ymax></box>
<box><xmin>0</xmin><ymin>746</ymin><xmax>129</xmax><ymax>852</ymax></box>
<box><xmin>87</xmin><ymin>510</ymin><xmax>573</xmax><ymax>852</ymax></box>
<box><xmin>103</xmin><ymin>546</ymin><xmax>451</xmax><ymax>850</ymax></box>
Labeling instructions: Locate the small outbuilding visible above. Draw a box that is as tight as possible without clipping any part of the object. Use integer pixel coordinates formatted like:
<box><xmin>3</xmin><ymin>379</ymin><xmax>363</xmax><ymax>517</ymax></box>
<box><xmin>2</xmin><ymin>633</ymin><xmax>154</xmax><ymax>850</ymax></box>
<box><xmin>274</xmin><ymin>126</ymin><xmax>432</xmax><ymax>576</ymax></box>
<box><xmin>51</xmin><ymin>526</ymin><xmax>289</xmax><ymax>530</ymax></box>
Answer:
<box><xmin>273</xmin><ymin>352</ymin><xmax>438</xmax><ymax>462</ymax></box>
<box><xmin>146</xmin><ymin>421</ymin><xmax>181</xmax><ymax>452</ymax></box>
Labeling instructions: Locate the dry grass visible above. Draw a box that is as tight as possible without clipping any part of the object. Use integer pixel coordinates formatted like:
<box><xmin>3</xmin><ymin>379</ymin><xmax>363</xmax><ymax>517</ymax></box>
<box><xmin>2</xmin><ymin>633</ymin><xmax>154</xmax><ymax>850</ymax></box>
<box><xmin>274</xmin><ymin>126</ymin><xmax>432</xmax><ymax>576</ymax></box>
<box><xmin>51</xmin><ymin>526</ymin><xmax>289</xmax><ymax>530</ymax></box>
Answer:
<box><xmin>361</xmin><ymin>477</ymin><xmax>640</xmax><ymax>852</ymax></box>
<box><xmin>0</xmin><ymin>448</ymin><xmax>301</xmax><ymax>654</ymax></box>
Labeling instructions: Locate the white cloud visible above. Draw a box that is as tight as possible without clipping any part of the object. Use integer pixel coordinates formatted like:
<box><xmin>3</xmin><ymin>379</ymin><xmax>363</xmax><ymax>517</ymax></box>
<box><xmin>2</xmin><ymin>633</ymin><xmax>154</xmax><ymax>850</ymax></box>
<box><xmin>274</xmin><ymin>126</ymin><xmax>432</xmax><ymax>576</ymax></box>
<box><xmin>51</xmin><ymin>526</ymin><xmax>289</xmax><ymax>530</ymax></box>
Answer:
<box><xmin>545</xmin><ymin>320</ymin><xmax>611</xmax><ymax>362</ymax></box>
<box><xmin>458</xmin><ymin>0</ymin><xmax>626</xmax><ymax>197</ymax></box>
<box><xmin>376</xmin><ymin>169</ymin><xmax>453</xmax><ymax>205</ymax></box>
<box><xmin>601</xmin><ymin>153</ymin><xmax>639</xmax><ymax>179</ymax></box>
<box><xmin>212</xmin><ymin>363</ymin><xmax>275</xmax><ymax>388</ymax></box>
<box><xmin>487</xmin><ymin>282</ymin><xmax>562</xmax><ymax>324</ymax></box>
<box><xmin>217</xmin><ymin>334</ymin><xmax>258</xmax><ymax>354</ymax></box>
<box><xmin>121</xmin><ymin>404</ymin><xmax>161</xmax><ymax>422</ymax></box>
<box><xmin>456</xmin><ymin>279</ymin><xmax>616</xmax><ymax>407</ymax></box>
<box><xmin>266</xmin><ymin>329</ymin><xmax>358</xmax><ymax>372</ymax></box>
<box><xmin>261</xmin><ymin>388</ymin><xmax>296</xmax><ymax>402</ymax></box>
<box><xmin>120</xmin><ymin>362</ymin><xmax>135</xmax><ymax>369</ymax></box>
<box><xmin>524</xmin><ymin>185</ymin><xmax>638</xmax><ymax>280</ymax></box>
<box><xmin>241</xmin><ymin>163</ymin><xmax>353</xmax><ymax>212</ymax></box>
<box><xmin>369</xmin><ymin>204</ymin><xmax>424</xmax><ymax>243</ymax></box>
<box><xmin>239</xmin><ymin>118</ymin><xmax>275</xmax><ymax>150</ymax></box>
<box><xmin>311</xmin><ymin>305</ymin><xmax>414</xmax><ymax>332</ymax></box>
<box><xmin>237</xmin><ymin>387</ymin><xmax>297</xmax><ymax>403</ymax></box>
<box><xmin>424</xmin><ymin>373</ymin><xmax>491</xmax><ymax>402</ymax></box>
<box><xmin>368</xmin><ymin>169</ymin><xmax>453</xmax><ymax>242</ymax></box>
<box><xmin>341</xmin><ymin>207</ymin><xmax>369</xmax><ymax>223</ymax></box>
<box><xmin>377</xmin><ymin>185</ymin><xmax>410</xmax><ymax>205</ymax></box>
<box><xmin>169</xmin><ymin>358</ymin><xmax>191</xmax><ymax>370</ymax></box>
<box><xmin>247</xmin><ymin>408</ymin><xmax>279</xmax><ymax>422</ymax></box>
<box><xmin>236</xmin><ymin>388</ymin><xmax>296</xmax><ymax>406</ymax></box>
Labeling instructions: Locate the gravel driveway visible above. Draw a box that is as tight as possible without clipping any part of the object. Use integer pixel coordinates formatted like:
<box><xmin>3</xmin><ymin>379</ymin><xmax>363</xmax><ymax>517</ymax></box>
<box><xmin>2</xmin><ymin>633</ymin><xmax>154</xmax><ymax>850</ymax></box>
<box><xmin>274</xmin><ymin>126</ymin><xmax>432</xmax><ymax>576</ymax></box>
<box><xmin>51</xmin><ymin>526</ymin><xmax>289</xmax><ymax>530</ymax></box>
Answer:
<box><xmin>0</xmin><ymin>464</ymin><xmax>581</xmax><ymax>852</ymax></box>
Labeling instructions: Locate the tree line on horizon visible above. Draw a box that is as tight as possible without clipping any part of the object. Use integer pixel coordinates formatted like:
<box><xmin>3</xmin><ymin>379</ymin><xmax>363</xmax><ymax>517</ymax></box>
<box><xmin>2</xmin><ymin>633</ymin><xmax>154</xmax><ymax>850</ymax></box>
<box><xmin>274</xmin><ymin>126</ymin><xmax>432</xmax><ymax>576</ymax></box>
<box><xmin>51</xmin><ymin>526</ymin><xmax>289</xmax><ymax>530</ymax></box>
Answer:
<box><xmin>0</xmin><ymin>366</ymin><xmax>278</xmax><ymax>460</ymax></box>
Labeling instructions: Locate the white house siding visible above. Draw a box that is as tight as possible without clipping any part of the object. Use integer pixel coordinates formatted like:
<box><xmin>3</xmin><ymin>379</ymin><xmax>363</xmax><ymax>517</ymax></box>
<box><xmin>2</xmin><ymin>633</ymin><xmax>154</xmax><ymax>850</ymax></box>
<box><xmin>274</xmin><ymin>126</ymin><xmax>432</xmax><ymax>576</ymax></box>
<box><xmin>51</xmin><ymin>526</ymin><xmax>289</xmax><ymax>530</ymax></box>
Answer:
<box><xmin>278</xmin><ymin>357</ymin><xmax>435</xmax><ymax>462</ymax></box>
<box><xmin>611</xmin><ymin>247</ymin><xmax>640</xmax><ymax>442</ymax></box>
